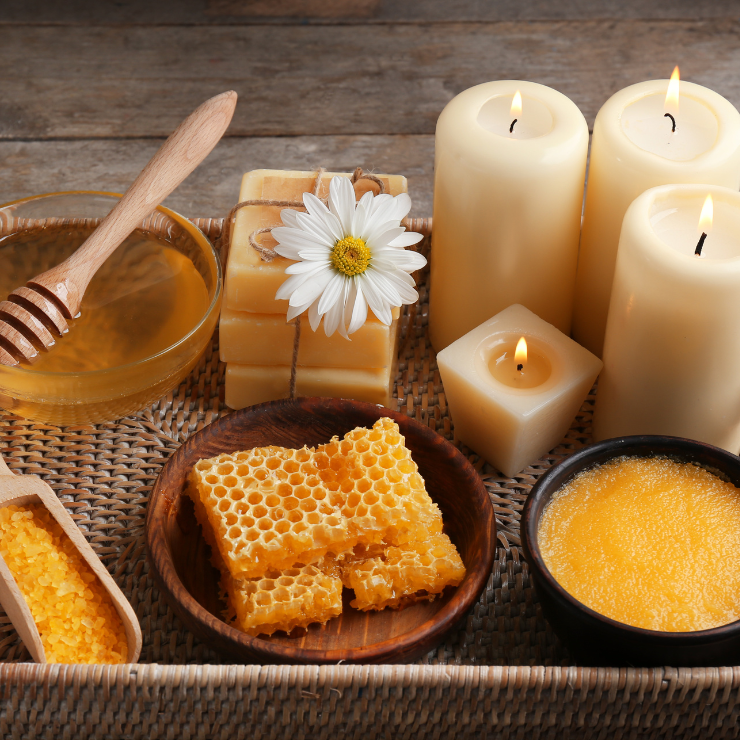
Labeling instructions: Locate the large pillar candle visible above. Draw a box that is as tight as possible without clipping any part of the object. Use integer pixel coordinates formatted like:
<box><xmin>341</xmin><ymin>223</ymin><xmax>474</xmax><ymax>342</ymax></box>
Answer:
<box><xmin>594</xmin><ymin>184</ymin><xmax>740</xmax><ymax>452</ymax></box>
<box><xmin>429</xmin><ymin>81</ymin><xmax>589</xmax><ymax>352</ymax></box>
<box><xmin>572</xmin><ymin>75</ymin><xmax>740</xmax><ymax>357</ymax></box>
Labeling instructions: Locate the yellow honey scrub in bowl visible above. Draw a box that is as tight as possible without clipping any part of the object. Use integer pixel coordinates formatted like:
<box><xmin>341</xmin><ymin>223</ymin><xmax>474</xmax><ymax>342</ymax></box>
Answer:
<box><xmin>522</xmin><ymin>435</ymin><xmax>740</xmax><ymax>666</ymax></box>
<box><xmin>0</xmin><ymin>192</ymin><xmax>221</xmax><ymax>425</ymax></box>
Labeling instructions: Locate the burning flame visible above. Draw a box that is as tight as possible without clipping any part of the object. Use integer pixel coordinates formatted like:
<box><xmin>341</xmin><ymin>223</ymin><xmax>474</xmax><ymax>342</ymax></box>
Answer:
<box><xmin>664</xmin><ymin>66</ymin><xmax>680</xmax><ymax>117</ymax></box>
<box><xmin>699</xmin><ymin>194</ymin><xmax>713</xmax><ymax>233</ymax></box>
<box><xmin>510</xmin><ymin>91</ymin><xmax>522</xmax><ymax>118</ymax></box>
<box><xmin>515</xmin><ymin>336</ymin><xmax>527</xmax><ymax>366</ymax></box>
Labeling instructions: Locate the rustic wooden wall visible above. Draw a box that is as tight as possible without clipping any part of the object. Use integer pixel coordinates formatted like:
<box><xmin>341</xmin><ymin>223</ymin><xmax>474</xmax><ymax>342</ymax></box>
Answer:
<box><xmin>0</xmin><ymin>1</ymin><xmax>737</xmax><ymax>217</ymax></box>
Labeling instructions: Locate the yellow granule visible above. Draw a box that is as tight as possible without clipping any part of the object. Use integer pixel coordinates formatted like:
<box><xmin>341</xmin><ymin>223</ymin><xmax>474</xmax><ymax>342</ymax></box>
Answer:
<box><xmin>0</xmin><ymin>504</ymin><xmax>128</xmax><ymax>663</ymax></box>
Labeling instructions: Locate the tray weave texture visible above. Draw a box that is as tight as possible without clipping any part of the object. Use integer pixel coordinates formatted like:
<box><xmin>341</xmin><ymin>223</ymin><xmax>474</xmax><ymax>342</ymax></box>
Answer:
<box><xmin>0</xmin><ymin>218</ymin><xmax>736</xmax><ymax>739</ymax></box>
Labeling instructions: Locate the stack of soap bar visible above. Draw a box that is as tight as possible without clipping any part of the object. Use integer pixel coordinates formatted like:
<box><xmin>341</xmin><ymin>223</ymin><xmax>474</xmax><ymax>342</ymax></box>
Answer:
<box><xmin>222</xmin><ymin>169</ymin><xmax>407</xmax><ymax>409</ymax></box>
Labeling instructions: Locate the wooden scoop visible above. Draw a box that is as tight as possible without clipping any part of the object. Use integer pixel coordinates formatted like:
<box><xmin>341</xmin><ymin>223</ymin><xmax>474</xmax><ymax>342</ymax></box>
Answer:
<box><xmin>0</xmin><ymin>90</ymin><xmax>237</xmax><ymax>367</ymax></box>
<box><xmin>0</xmin><ymin>454</ymin><xmax>142</xmax><ymax>662</ymax></box>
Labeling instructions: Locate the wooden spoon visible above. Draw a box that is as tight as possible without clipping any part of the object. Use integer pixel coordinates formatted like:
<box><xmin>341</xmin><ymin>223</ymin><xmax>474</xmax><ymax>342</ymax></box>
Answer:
<box><xmin>0</xmin><ymin>454</ymin><xmax>142</xmax><ymax>663</ymax></box>
<box><xmin>0</xmin><ymin>89</ymin><xmax>237</xmax><ymax>367</ymax></box>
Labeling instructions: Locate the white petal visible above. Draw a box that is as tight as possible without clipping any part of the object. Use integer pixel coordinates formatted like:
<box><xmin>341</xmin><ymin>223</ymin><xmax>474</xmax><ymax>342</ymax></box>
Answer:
<box><xmin>281</xmin><ymin>209</ymin><xmax>301</xmax><ymax>228</ymax></box>
<box><xmin>272</xmin><ymin>227</ymin><xmax>330</xmax><ymax>252</ymax></box>
<box><xmin>347</xmin><ymin>281</ymin><xmax>368</xmax><ymax>335</ymax></box>
<box><xmin>288</xmin><ymin>268</ymin><xmax>334</xmax><ymax>306</ymax></box>
<box><xmin>358</xmin><ymin>191</ymin><xmax>374</xmax><ymax>210</ymax></box>
<box><xmin>285</xmin><ymin>259</ymin><xmax>331</xmax><ymax>274</ymax></box>
<box><xmin>316</xmin><ymin>272</ymin><xmax>346</xmax><ymax>316</ymax></box>
<box><xmin>378</xmin><ymin>268</ymin><xmax>419</xmax><ymax>303</ymax></box>
<box><xmin>274</xmin><ymin>244</ymin><xmax>303</xmax><ymax>261</ymax></box>
<box><xmin>275</xmin><ymin>268</ymin><xmax>323</xmax><ymax>301</ymax></box>
<box><xmin>295</xmin><ymin>211</ymin><xmax>336</xmax><ymax>246</ymax></box>
<box><xmin>323</xmin><ymin>294</ymin><xmax>344</xmax><ymax>337</ymax></box>
<box><xmin>304</xmin><ymin>192</ymin><xmax>344</xmax><ymax>243</ymax></box>
<box><xmin>374</xmin><ymin>247</ymin><xmax>427</xmax><ymax>272</ymax></box>
<box><xmin>366</xmin><ymin>226</ymin><xmax>406</xmax><ymax>250</ymax></box>
<box><xmin>297</xmin><ymin>247</ymin><xmax>336</xmax><ymax>261</ymax></box>
<box><xmin>287</xmin><ymin>300</ymin><xmax>311</xmax><ymax>322</ymax></box>
<box><xmin>390</xmin><ymin>193</ymin><xmax>412</xmax><ymax>221</ymax></box>
<box><xmin>336</xmin><ymin>281</ymin><xmax>351</xmax><ymax>339</ymax></box>
<box><xmin>351</xmin><ymin>200</ymin><xmax>367</xmax><ymax>237</ymax></box>
<box><xmin>329</xmin><ymin>176</ymin><xmax>356</xmax><ymax>236</ymax></box>
<box><xmin>359</xmin><ymin>273</ymin><xmax>393</xmax><ymax>325</ymax></box>
<box><xmin>366</xmin><ymin>193</ymin><xmax>394</xmax><ymax>220</ymax></box>
<box><xmin>365</xmin><ymin>269</ymin><xmax>402</xmax><ymax>306</ymax></box>
<box><xmin>388</xmin><ymin>231</ymin><xmax>423</xmax><ymax>248</ymax></box>
<box><xmin>308</xmin><ymin>299</ymin><xmax>322</xmax><ymax>332</ymax></box>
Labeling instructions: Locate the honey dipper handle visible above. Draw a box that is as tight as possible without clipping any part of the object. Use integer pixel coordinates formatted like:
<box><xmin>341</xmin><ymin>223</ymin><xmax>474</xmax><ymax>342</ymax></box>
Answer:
<box><xmin>29</xmin><ymin>90</ymin><xmax>238</xmax><ymax>317</ymax></box>
<box><xmin>0</xmin><ymin>456</ymin><xmax>11</xmax><ymax>475</ymax></box>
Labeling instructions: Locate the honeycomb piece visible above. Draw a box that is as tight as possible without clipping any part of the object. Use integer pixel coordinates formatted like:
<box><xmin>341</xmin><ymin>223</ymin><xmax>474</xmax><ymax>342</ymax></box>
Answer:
<box><xmin>186</xmin><ymin>486</ymin><xmax>342</xmax><ymax>636</ymax></box>
<box><xmin>223</xmin><ymin>564</ymin><xmax>343</xmax><ymax>637</ymax></box>
<box><xmin>314</xmin><ymin>418</ymin><xmax>444</xmax><ymax>547</ymax></box>
<box><xmin>341</xmin><ymin>533</ymin><xmax>466</xmax><ymax>611</ymax></box>
<box><xmin>189</xmin><ymin>446</ymin><xmax>351</xmax><ymax>578</ymax></box>
<box><xmin>0</xmin><ymin>504</ymin><xmax>128</xmax><ymax>664</ymax></box>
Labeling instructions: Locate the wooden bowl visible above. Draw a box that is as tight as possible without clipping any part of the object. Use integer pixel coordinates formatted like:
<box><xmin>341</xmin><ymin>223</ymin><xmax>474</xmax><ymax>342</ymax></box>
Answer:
<box><xmin>146</xmin><ymin>397</ymin><xmax>495</xmax><ymax>664</ymax></box>
<box><xmin>522</xmin><ymin>435</ymin><xmax>740</xmax><ymax>667</ymax></box>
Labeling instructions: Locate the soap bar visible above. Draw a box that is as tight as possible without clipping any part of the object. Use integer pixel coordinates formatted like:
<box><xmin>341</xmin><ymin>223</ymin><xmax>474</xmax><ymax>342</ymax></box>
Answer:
<box><xmin>219</xmin><ymin>308</ymin><xmax>398</xmax><ymax>368</ymax></box>
<box><xmin>225</xmin><ymin>318</ymin><xmax>400</xmax><ymax>409</ymax></box>
<box><xmin>225</xmin><ymin>169</ymin><xmax>409</xmax><ymax>314</ymax></box>
<box><xmin>225</xmin><ymin>361</ymin><xmax>397</xmax><ymax>410</ymax></box>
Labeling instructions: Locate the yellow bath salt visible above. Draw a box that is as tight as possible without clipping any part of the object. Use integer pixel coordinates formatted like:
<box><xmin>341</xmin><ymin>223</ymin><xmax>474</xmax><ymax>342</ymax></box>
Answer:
<box><xmin>538</xmin><ymin>456</ymin><xmax>740</xmax><ymax>632</ymax></box>
<box><xmin>0</xmin><ymin>504</ymin><xmax>128</xmax><ymax>663</ymax></box>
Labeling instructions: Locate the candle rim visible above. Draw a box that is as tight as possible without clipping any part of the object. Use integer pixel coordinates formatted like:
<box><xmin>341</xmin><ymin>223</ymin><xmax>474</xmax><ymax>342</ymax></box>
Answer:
<box><xmin>598</xmin><ymin>79</ymin><xmax>740</xmax><ymax>168</ymax></box>
<box><xmin>628</xmin><ymin>184</ymin><xmax>740</xmax><ymax>272</ymax></box>
<box><xmin>438</xmin><ymin>79</ymin><xmax>589</xmax><ymax>158</ymax></box>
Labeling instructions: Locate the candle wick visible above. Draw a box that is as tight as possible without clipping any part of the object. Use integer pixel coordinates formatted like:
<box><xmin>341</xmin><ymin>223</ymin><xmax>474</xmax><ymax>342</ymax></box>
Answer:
<box><xmin>509</xmin><ymin>119</ymin><xmax>518</xmax><ymax>133</ymax></box>
<box><xmin>517</xmin><ymin>363</ymin><xmax>523</xmax><ymax>371</ymax></box>
<box><xmin>695</xmin><ymin>232</ymin><xmax>707</xmax><ymax>256</ymax></box>
<box><xmin>664</xmin><ymin>113</ymin><xmax>676</xmax><ymax>133</ymax></box>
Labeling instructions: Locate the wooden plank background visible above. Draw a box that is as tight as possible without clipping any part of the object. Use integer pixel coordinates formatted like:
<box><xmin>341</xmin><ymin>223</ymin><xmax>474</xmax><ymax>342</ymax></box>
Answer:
<box><xmin>0</xmin><ymin>1</ymin><xmax>738</xmax><ymax>218</ymax></box>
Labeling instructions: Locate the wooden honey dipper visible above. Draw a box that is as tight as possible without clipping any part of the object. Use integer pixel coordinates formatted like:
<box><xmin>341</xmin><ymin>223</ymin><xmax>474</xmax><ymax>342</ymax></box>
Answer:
<box><xmin>0</xmin><ymin>90</ymin><xmax>237</xmax><ymax>367</ymax></box>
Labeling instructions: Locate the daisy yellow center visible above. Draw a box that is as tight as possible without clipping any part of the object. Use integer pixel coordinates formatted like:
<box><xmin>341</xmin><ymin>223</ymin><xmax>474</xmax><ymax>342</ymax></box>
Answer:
<box><xmin>331</xmin><ymin>236</ymin><xmax>371</xmax><ymax>277</ymax></box>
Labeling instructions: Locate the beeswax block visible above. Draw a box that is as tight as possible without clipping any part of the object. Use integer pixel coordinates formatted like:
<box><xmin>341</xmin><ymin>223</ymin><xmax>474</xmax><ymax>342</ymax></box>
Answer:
<box><xmin>225</xmin><ymin>358</ymin><xmax>397</xmax><ymax>410</ymax></box>
<box><xmin>220</xmin><ymin>308</ymin><xmax>397</xmax><ymax>369</ymax></box>
<box><xmin>224</xmin><ymin>306</ymin><xmax>400</xmax><ymax>409</ymax></box>
<box><xmin>225</xmin><ymin>169</ymin><xmax>408</xmax><ymax>314</ymax></box>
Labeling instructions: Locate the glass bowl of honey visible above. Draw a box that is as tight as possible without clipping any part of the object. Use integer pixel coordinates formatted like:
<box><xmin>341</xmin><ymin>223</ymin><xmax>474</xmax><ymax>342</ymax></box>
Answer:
<box><xmin>0</xmin><ymin>191</ymin><xmax>221</xmax><ymax>425</ymax></box>
<box><xmin>522</xmin><ymin>435</ymin><xmax>740</xmax><ymax>667</ymax></box>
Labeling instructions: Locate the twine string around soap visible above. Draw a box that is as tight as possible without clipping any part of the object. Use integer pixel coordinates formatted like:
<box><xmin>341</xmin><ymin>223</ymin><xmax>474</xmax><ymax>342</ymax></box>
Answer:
<box><xmin>218</xmin><ymin>167</ymin><xmax>386</xmax><ymax>399</ymax></box>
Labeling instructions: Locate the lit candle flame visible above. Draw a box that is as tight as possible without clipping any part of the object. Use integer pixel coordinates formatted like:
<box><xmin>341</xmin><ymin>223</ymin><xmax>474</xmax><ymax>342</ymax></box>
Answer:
<box><xmin>664</xmin><ymin>66</ymin><xmax>680</xmax><ymax>118</ymax></box>
<box><xmin>510</xmin><ymin>91</ymin><xmax>522</xmax><ymax>118</ymax></box>
<box><xmin>515</xmin><ymin>336</ymin><xmax>527</xmax><ymax>367</ymax></box>
<box><xmin>699</xmin><ymin>194</ymin><xmax>713</xmax><ymax>233</ymax></box>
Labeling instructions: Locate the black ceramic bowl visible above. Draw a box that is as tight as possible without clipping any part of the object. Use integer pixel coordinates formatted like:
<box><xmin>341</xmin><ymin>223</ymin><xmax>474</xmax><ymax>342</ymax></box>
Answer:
<box><xmin>522</xmin><ymin>435</ymin><xmax>740</xmax><ymax>667</ymax></box>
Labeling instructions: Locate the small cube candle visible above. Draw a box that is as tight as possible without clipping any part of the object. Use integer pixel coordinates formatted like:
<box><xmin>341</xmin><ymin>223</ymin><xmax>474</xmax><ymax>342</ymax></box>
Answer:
<box><xmin>437</xmin><ymin>304</ymin><xmax>602</xmax><ymax>477</ymax></box>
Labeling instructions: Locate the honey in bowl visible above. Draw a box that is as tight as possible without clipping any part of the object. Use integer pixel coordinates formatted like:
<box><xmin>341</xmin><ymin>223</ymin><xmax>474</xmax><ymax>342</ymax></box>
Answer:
<box><xmin>538</xmin><ymin>456</ymin><xmax>740</xmax><ymax>632</ymax></box>
<box><xmin>0</xmin><ymin>194</ymin><xmax>220</xmax><ymax>426</ymax></box>
<box><xmin>0</xmin><ymin>225</ymin><xmax>209</xmax><ymax>373</ymax></box>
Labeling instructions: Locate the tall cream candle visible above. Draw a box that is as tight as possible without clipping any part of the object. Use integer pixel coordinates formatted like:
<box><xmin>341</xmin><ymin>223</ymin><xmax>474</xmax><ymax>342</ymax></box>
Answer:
<box><xmin>429</xmin><ymin>81</ymin><xmax>588</xmax><ymax>352</ymax></box>
<box><xmin>593</xmin><ymin>184</ymin><xmax>740</xmax><ymax>452</ymax></box>
<box><xmin>572</xmin><ymin>74</ymin><xmax>740</xmax><ymax>357</ymax></box>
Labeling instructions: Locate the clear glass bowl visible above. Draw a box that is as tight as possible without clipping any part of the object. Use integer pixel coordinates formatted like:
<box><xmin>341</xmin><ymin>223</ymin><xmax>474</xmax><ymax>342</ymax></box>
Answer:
<box><xmin>0</xmin><ymin>192</ymin><xmax>222</xmax><ymax>425</ymax></box>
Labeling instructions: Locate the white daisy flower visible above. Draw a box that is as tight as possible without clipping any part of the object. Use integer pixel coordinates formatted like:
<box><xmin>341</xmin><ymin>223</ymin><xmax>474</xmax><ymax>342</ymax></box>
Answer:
<box><xmin>272</xmin><ymin>176</ymin><xmax>426</xmax><ymax>339</ymax></box>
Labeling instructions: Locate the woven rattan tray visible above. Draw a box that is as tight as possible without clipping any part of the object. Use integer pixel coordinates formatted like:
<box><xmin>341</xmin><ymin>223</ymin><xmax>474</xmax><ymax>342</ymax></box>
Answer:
<box><xmin>0</xmin><ymin>218</ymin><xmax>737</xmax><ymax>739</ymax></box>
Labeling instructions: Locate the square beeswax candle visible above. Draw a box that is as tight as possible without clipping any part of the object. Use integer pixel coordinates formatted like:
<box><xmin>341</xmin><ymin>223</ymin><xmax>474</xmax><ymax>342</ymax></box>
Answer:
<box><xmin>437</xmin><ymin>304</ymin><xmax>602</xmax><ymax>477</ymax></box>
